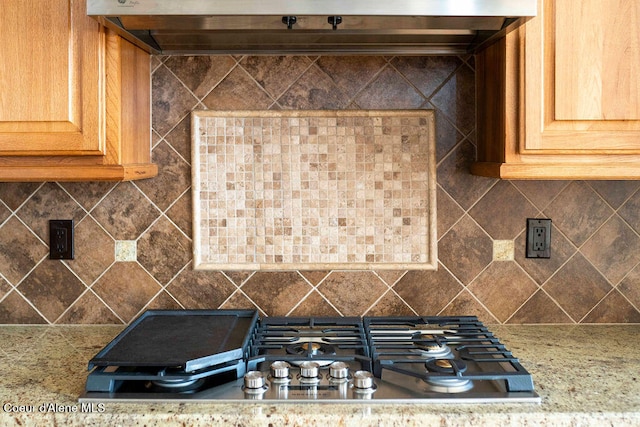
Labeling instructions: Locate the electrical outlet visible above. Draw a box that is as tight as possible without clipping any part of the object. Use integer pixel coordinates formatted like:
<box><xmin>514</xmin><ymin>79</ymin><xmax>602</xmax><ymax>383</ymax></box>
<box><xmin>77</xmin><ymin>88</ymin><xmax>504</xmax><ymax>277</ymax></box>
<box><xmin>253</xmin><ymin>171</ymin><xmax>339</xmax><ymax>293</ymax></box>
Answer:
<box><xmin>49</xmin><ymin>220</ymin><xmax>74</xmax><ymax>260</ymax></box>
<box><xmin>526</xmin><ymin>218</ymin><xmax>551</xmax><ymax>258</ymax></box>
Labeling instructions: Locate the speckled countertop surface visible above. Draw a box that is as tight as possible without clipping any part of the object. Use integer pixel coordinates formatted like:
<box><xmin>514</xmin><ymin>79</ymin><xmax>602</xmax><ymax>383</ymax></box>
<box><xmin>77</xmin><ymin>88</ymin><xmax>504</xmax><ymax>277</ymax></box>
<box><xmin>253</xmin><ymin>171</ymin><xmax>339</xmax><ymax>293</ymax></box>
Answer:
<box><xmin>1</xmin><ymin>325</ymin><xmax>638</xmax><ymax>426</ymax></box>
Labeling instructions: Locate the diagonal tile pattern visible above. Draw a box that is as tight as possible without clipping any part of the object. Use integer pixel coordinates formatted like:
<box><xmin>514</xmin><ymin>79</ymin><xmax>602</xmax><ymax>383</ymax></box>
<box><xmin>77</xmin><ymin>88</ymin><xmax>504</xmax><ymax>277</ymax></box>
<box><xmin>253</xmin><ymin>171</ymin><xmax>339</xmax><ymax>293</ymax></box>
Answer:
<box><xmin>278</xmin><ymin>64</ymin><xmax>351</xmax><ymax>109</ymax></box>
<box><xmin>69</xmin><ymin>217</ymin><xmax>114</xmax><ymax>285</ymax></box>
<box><xmin>16</xmin><ymin>183</ymin><xmax>87</xmax><ymax>241</ymax></box>
<box><xmin>289</xmin><ymin>291</ymin><xmax>342</xmax><ymax>317</ymax></box>
<box><xmin>469</xmin><ymin>181</ymin><xmax>539</xmax><ymax>240</ymax></box>
<box><xmin>165</xmin><ymin>266</ymin><xmax>236</xmax><ymax>309</ymax></box>
<box><xmin>365</xmin><ymin>290</ymin><xmax>416</xmax><ymax>316</ymax></box>
<box><xmin>202</xmin><ymin>66</ymin><xmax>274</xmax><ymax>110</ymax></box>
<box><xmin>467</xmin><ymin>262</ymin><xmax>538</xmax><ymax>323</ymax></box>
<box><xmin>241</xmin><ymin>272</ymin><xmax>313</xmax><ymax>316</ymax></box>
<box><xmin>393</xmin><ymin>268</ymin><xmax>463</xmax><ymax>314</ymax></box>
<box><xmin>0</xmin><ymin>55</ymin><xmax>638</xmax><ymax>324</ymax></box>
<box><xmin>353</xmin><ymin>66</ymin><xmax>425</xmax><ymax>109</ymax></box>
<box><xmin>0</xmin><ymin>216</ymin><xmax>48</xmax><ymax>284</ymax></box>
<box><xmin>241</xmin><ymin>56</ymin><xmax>314</xmax><ymax>99</ymax></box>
<box><xmin>430</xmin><ymin>63</ymin><xmax>475</xmax><ymax>135</ymax></box>
<box><xmin>316</xmin><ymin>271</ymin><xmax>388</xmax><ymax>316</ymax></box>
<box><xmin>437</xmin><ymin>140</ymin><xmax>496</xmax><ymax>210</ymax></box>
<box><xmin>56</xmin><ymin>291</ymin><xmax>121</xmax><ymax>324</ymax></box>
<box><xmin>543</xmin><ymin>254</ymin><xmax>612</xmax><ymax>322</ymax></box>
<box><xmin>137</xmin><ymin>216</ymin><xmax>191</xmax><ymax>285</ymax></box>
<box><xmin>581</xmin><ymin>215</ymin><xmax>640</xmax><ymax>285</ymax></box>
<box><xmin>135</xmin><ymin>141</ymin><xmax>191</xmax><ymax>212</ymax></box>
<box><xmin>0</xmin><ymin>182</ymin><xmax>41</xmax><ymax>210</ymax></box>
<box><xmin>390</xmin><ymin>56</ymin><xmax>462</xmax><ymax>99</ymax></box>
<box><xmin>509</xmin><ymin>290</ymin><xmax>572</xmax><ymax>324</ymax></box>
<box><xmin>91</xmin><ymin>263</ymin><xmax>161</xmax><ymax>323</ymax></box>
<box><xmin>544</xmin><ymin>182</ymin><xmax>615</xmax><ymax>247</ymax></box>
<box><xmin>17</xmin><ymin>262</ymin><xmax>85</xmax><ymax>323</ymax></box>
<box><xmin>152</xmin><ymin>64</ymin><xmax>200</xmax><ymax>136</ymax></box>
<box><xmin>91</xmin><ymin>182</ymin><xmax>161</xmax><ymax>241</ymax></box>
<box><xmin>316</xmin><ymin>56</ymin><xmax>387</xmax><ymax>99</ymax></box>
<box><xmin>438</xmin><ymin>215</ymin><xmax>493</xmax><ymax>284</ymax></box>
<box><xmin>164</xmin><ymin>56</ymin><xmax>236</xmax><ymax>99</ymax></box>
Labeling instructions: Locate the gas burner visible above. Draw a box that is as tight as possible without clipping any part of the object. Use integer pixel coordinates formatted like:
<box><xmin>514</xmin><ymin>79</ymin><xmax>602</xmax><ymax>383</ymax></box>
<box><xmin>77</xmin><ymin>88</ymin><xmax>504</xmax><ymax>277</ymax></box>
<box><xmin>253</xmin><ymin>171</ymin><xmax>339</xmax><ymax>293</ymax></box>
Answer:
<box><xmin>424</xmin><ymin>376</ymin><xmax>473</xmax><ymax>393</ymax></box>
<box><xmin>146</xmin><ymin>378</ymin><xmax>206</xmax><ymax>393</ymax></box>
<box><xmin>144</xmin><ymin>366</ymin><xmax>209</xmax><ymax>393</ymax></box>
<box><xmin>413</xmin><ymin>334</ymin><xmax>453</xmax><ymax>358</ymax></box>
<box><xmin>426</xmin><ymin>358</ymin><xmax>467</xmax><ymax>374</ymax></box>
<box><xmin>424</xmin><ymin>359</ymin><xmax>473</xmax><ymax>393</ymax></box>
<box><xmin>285</xmin><ymin>340</ymin><xmax>336</xmax><ymax>366</ymax></box>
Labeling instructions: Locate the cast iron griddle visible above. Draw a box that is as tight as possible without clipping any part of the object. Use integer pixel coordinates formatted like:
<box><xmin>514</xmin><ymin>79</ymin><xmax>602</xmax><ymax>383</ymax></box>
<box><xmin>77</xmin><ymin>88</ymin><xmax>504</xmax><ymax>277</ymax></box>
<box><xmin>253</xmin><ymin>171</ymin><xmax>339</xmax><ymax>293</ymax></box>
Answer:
<box><xmin>89</xmin><ymin>310</ymin><xmax>259</xmax><ymax>372</ymax></box>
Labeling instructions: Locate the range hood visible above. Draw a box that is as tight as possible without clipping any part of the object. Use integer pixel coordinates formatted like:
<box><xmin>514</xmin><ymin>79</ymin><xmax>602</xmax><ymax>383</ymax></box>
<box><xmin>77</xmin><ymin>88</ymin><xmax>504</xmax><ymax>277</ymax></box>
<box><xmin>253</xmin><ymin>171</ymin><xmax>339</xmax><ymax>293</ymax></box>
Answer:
<box><xmin>87</xmin><ymin>0</ymin><xmax>537</xmax><ymax>55</ymax></box>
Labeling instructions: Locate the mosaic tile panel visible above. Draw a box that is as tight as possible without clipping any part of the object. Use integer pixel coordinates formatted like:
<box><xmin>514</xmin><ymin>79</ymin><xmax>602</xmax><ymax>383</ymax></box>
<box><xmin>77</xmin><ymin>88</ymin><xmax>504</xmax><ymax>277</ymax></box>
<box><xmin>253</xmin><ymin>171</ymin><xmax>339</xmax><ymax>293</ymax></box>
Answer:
<box><xmin>192</xmin><ymin>110</ymin><xmax>437</xmax><ymax>270</ymax></box>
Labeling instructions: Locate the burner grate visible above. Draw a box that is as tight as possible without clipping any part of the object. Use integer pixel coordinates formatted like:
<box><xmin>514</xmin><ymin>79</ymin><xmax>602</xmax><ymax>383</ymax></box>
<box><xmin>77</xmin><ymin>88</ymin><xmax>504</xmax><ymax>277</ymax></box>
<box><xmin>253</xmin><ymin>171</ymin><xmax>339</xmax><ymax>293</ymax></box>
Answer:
<box><xmin>364</xmin><ymin>316</ymin><xmax>536</xmax><ymax>392</ymax></box>
<box><xmin>247</xmin><ymin>317</ymin><xmax>372</xmax><ymax>371</ymax></box>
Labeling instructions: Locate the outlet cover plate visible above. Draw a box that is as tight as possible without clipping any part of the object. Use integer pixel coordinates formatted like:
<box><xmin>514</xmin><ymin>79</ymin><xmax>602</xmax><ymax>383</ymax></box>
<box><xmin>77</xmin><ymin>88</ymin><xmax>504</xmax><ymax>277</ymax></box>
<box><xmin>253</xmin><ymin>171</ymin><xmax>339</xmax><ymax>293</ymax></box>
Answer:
<box><xmin>526</xmin><ymin>218</ymin><xmax>551</xmax><ymax>258</ymax></box>
<box><xmin>49</xmin><ymin>220</ymin><xmax>74</xmax><ymax>260</ymax></box>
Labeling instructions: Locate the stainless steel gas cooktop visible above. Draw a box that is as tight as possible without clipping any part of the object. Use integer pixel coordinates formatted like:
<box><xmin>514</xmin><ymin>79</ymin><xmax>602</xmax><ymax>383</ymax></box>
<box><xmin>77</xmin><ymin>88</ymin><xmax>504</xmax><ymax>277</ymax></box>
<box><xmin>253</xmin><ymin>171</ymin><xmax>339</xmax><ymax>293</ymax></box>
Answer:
<box><xmin>80</xmin><ymin>310</ymin><xmax>540</xmax><ymax>404</ymax></box>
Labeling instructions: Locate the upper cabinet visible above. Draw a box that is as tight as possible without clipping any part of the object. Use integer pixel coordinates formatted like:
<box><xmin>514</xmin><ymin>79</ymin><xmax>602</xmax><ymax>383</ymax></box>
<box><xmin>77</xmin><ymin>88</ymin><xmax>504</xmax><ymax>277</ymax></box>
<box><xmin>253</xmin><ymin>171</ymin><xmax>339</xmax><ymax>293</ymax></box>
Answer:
<box><xmin>472</xmin><ymin>0</ymin><xmax>640</xmax><ymax>179</ymax></box>
<box><xmin>0</xmin><ymin>0</ymin><xmax>157</xmax><ymax>181</ymax></box>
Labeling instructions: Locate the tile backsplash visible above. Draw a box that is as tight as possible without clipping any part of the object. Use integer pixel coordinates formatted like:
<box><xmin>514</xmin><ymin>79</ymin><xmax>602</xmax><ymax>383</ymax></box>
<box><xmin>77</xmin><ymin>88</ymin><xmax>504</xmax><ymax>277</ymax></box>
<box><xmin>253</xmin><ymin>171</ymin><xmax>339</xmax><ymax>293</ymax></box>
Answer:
<box><xmin>0</xmin><ymin>55</ymin><xmax>639</xmax><ymax>324</ymax></box>
<box><xmin>191</xmin><ymin>110</ymin><xmax>436</xmax><ymax>270</ymax></box>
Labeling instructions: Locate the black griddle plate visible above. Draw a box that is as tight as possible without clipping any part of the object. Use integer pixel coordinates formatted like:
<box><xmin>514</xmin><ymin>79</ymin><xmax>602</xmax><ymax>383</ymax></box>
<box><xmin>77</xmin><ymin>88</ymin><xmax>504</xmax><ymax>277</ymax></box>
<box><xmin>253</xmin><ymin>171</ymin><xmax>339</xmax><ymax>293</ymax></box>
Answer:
<box><xmin>89</xmin><ymin>310</ymin><xmax>259</xmax><ymax>372</ymax></box>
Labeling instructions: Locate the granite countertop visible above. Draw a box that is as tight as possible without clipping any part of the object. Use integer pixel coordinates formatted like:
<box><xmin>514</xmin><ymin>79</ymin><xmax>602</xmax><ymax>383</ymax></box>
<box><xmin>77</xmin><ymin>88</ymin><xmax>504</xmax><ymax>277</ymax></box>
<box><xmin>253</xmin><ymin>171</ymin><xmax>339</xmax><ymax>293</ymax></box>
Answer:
<box><xmin>0</xmin><ymin>324</ymin><xmax>638</xmax><ymax>426</ymax></box>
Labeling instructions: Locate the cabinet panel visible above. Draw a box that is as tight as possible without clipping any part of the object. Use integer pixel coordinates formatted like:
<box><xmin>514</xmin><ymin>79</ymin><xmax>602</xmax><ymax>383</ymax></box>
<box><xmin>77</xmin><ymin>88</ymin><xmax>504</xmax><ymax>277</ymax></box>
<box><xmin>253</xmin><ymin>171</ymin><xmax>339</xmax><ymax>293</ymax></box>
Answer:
<box><xmin>0</xmin><ymin>4</ymin><xmax>69</xmax><ymax>122</ymax></box>
<box><xmin>0</xmin><ymin>0</ymin><xmax>157</xmax><ymax>181</ymax></box>
<box><xmin>0</xmin><ymin>0</ymin><xmax>101</xmax><ymax>155</ymax></box>
<box><xmin>555</xmin><ymin>0</ymin><xmax>640</xmax><ymax>121</ymax></box>
<box><xmin>473</xmin><ymin>0</ymin><xmax>640</xmax><ymax>179</ymax></box>
<box><xmin>523</xmin><ymin>0</ymin><xmax>640</xmax><ymax>153</ymax></box>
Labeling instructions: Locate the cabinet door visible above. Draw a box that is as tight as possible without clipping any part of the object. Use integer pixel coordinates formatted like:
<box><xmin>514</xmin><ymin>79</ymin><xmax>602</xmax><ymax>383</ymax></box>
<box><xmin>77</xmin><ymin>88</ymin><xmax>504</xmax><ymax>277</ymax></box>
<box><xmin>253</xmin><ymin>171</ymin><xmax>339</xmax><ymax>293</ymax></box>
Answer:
<box><xmin>522</xmin><ymin>0</ymin><xmax>640</xmax><ymax>153</ymax></box>
<box><xmin>0</xmin><ymin>0</ymin><xmax>102</xmax><ymax>155</ymax></box>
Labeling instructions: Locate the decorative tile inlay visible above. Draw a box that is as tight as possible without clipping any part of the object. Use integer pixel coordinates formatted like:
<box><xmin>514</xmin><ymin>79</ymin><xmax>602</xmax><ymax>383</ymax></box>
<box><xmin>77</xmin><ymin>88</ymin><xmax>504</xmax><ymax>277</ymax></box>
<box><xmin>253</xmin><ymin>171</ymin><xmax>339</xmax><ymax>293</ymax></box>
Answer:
<box><xmin>493</xmin><ymin>240</ymin><xmax>515</xmax><ymax>261</ymax></box>
<box><xmin>115</xmin><ymin>241</ymin><xmax>136</xmax><ymax>262</ymax></box>
<box><xmin>192</xmin><ymin>110</ymin><xmax>437</xmax><ymax>270</ymax></box>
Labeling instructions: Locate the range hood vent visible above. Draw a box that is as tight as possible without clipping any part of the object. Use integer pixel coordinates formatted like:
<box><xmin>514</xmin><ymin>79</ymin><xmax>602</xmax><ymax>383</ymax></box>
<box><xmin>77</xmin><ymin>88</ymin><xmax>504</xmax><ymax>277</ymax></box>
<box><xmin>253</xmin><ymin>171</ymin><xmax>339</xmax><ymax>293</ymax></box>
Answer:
<box><xmin>87</xmin><ymin>0</ymin><xmax>537</xmax><ymax>55</ymax></box>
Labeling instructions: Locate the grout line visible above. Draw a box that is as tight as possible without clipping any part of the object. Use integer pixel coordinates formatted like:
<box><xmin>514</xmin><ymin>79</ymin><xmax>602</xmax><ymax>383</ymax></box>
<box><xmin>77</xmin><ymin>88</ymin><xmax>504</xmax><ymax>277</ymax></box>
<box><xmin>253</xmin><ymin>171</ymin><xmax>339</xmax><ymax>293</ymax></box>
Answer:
<box><xmin>312</xmin><ymin>286</ymin><xmax>344</xmax><ymax>317</ymax></box>
<box><xmin>10</xmin><ymin>288</ymin><xmax>50</xmax><ymax>324</ymax></box>
<box><xmin>284</xmin><ymin>286</ymin><xmax>316</xmax><ymax>316</ymax></box>
<box><xmin>577</xmin><ymin>287</ymin><xmax>615</xmax><ymax>324</ymax></box>
<box><xmin>231</xmin><ymin>288</ymin><xmax>268</xmax><ymax>317</ymax></box>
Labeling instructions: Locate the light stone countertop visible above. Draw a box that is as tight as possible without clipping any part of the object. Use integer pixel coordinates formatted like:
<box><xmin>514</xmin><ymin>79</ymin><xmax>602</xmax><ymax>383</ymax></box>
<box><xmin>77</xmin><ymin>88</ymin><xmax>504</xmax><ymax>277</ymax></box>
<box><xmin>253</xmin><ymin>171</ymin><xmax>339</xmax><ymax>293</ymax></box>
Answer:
<box><xmin>0</xmin><ymin>324</ymin><xmax>638</xmax><ymax>426</ymax></box>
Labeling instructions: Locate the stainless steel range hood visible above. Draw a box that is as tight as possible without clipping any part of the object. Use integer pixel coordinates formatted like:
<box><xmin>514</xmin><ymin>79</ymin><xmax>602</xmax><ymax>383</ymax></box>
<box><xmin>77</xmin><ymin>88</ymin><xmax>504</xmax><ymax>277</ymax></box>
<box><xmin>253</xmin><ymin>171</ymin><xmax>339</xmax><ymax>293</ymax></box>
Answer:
<box><xmin>87</xmin><ymin>0</ymin><xmax>537</xmax><ymax>55</ymax></box>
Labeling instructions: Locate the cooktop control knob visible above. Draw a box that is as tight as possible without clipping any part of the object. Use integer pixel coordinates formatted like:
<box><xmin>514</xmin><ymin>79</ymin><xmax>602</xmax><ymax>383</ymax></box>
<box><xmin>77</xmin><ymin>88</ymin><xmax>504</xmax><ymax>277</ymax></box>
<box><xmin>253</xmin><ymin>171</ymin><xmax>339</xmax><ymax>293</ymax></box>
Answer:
<box><xmin>353</xmin><ymin>370</ymin><xmax>375</xmax><ymax>390</ymax></box>
<box><xmin>270</xmin><ymin>361</ymin><xmax>291</xmax><ymax>379</ymax></box>
<box><xmin>329</xmin><ymin>361</ymin><xmax>349</xmax><ymax>380</ymax></box>
<box><xmin>299</xmin><ymin>361</ymin><xmax>320</xmax><ymax>378</ymax></box>
<box><xmin>244</xmin><ymin>371</ymin><xmax>266</xmax><ymax>390</ymax></box>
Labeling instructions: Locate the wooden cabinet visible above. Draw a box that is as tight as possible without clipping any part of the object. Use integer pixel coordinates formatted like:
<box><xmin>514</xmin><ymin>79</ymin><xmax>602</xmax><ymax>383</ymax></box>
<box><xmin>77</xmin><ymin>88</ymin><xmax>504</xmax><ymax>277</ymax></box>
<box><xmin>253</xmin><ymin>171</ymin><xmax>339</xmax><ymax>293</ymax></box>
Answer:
<box><xmin>472</xmin><ymin>0</ymin><xmax>640</xmax><ymax>179</ymax></box>
<box><xmin>0</xmin><ymin>0</ymin><xmax>157</xmax><ymax>181</ymax></box>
